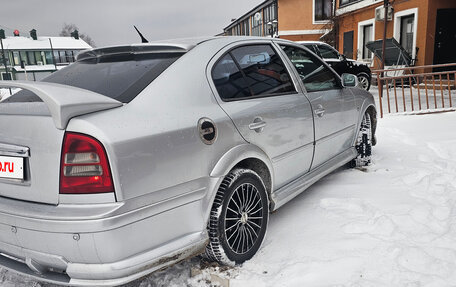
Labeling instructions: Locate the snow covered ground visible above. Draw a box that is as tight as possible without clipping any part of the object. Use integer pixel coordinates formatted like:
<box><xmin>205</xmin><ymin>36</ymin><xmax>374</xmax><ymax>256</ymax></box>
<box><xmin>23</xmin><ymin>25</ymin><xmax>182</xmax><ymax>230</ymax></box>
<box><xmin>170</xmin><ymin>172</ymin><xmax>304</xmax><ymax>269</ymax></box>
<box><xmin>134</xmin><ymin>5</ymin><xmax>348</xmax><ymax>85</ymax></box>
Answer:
<box><xmin>2</xmin><ymin>111</ymin><xmax>456</xmax><ymax>287</ymax></box>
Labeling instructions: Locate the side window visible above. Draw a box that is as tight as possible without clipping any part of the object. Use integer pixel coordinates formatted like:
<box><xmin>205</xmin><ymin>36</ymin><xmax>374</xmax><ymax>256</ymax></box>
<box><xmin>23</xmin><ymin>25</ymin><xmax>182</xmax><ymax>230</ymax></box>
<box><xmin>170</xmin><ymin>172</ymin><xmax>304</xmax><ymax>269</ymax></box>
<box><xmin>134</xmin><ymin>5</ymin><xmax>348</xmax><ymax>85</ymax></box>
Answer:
<box><xmin>212</xmin><ymin>44</ymin><xmax>296</xmax><ymax>100</ymax></box>
<box><xmin>303</xmin><ymin>44</ymin><xmax>319</xmax><ymax>57</ymax></box>
<box><xmin>281</xmin><ymin>45</ymin><xmax>340</xmax><ymax>93</ymax></box>
<box><xmin>317</xmin><ymin>44</ymin><xmax>339</xmax><ymax>59</ymax></box>
<box><xmin>212</xmin><ymin>54</ymin><xmax>251</xmax><ymax>100</ymax></box>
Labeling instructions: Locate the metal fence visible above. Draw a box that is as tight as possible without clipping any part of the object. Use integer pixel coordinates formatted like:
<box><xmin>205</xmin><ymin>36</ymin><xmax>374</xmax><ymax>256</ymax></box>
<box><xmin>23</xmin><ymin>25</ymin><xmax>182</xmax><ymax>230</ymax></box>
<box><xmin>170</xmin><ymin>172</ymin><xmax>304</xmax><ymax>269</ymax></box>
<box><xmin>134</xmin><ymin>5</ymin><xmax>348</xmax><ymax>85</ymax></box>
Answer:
<box><xmin>374</xmin><ymin>63</ymin><xmax>456</xmax><ymax>117</ymax></box>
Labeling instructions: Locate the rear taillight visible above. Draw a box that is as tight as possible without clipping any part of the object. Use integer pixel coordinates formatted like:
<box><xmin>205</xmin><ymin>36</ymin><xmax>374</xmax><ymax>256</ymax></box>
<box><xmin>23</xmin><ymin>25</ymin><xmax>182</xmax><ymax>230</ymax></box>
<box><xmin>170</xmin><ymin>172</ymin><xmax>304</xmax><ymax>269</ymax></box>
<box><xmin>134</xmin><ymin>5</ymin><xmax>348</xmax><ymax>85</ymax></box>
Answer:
<box><xmin>60</xmin><ymin>132</ymin><xmax>114</xmax><ymax>194</ymax></box>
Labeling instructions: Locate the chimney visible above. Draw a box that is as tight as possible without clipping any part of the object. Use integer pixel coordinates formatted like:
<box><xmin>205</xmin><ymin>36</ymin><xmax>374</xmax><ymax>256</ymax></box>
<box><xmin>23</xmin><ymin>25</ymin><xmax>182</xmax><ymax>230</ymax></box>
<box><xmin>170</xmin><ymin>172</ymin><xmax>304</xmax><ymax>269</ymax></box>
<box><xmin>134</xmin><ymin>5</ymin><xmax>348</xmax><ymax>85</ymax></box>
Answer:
<box><xmin>71</xmin><ymin>30</ymin><xmax>79</xmax><ymax>40</ymax></box>
<box><xmin>0</xmin><ymin>29</ymin><xmax>5</xmax><ymax>40</ymax></box>
<box><xmin>30</xmin><ymin>29</ymin><xmax>37</xmax><ymax>40</ymax></box>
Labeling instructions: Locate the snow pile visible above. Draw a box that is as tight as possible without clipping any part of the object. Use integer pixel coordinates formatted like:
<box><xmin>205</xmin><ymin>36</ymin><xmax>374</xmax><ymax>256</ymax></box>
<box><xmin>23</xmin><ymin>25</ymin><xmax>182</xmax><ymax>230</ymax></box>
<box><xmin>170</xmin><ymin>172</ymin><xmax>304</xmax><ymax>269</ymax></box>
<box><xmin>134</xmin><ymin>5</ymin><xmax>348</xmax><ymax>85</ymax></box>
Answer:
<box><xmin>2</xmin><ymin>111</ymin><xmax>456</xmax><ymax>286</ymax></box>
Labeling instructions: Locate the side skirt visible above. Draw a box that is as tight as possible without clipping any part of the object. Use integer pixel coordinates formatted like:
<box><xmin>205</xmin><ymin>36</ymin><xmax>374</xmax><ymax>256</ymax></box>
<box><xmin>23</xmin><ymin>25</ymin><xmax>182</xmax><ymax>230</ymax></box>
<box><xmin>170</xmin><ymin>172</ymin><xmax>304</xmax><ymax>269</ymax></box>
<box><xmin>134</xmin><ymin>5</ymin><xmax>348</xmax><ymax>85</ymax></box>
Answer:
<box><xmin>270</xmin><ymin>148</ymin><xmax>357</xmax><ymax>211</ymax></box>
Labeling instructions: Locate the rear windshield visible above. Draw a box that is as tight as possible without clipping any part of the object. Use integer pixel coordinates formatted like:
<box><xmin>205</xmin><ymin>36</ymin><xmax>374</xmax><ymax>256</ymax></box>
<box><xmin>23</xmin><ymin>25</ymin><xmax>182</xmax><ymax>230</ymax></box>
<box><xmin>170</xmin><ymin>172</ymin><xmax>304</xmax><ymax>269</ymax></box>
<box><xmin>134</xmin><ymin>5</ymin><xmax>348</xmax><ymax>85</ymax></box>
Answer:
<box><xmin>5</xmin><ymin>52</ymin><xmax>183</xmax><ymax>103</ymax></box>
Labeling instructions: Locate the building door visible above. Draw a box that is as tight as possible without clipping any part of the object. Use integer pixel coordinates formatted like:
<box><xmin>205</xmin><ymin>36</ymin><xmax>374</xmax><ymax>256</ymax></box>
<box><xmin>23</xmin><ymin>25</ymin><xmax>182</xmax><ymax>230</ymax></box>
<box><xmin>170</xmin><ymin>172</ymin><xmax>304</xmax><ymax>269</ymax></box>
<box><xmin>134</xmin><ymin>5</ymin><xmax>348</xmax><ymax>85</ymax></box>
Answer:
<box><xmin>343</xmin><ymin>31</ymin><xmax>354</xmax><ymax>59</ymax></box>
<box><xmin>400</xmin><ymin>15</ymin><xmax>414</xmax><ymax>56</ymax></box>
<box><xmin>363</xmin><ymin>25</ymin><xmax>373</xmax><ymax>60</ymax></box>
<box><xmin>433</xmin><ymin>9</ymin><xmax>456</xmax><ymax>71</ymax></box>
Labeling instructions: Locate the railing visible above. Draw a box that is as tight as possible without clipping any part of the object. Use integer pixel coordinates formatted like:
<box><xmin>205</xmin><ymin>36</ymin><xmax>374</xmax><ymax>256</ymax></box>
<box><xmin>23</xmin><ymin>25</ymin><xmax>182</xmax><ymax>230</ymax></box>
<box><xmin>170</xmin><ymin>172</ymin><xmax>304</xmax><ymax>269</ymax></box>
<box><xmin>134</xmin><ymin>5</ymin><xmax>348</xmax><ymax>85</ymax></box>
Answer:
<box><xmin>374</xmin><ymin>63</ymin><xmax>456</xmax><ymax>117</ymax></box>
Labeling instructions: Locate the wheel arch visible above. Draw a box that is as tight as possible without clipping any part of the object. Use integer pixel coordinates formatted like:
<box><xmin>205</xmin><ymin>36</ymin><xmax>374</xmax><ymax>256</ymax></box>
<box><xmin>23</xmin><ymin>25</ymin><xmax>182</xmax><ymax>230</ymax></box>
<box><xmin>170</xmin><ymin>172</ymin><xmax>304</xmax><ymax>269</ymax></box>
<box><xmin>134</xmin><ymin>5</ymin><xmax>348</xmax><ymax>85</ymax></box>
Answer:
<box><xmin>356</xmin><ymin>70</ymin><xmax>372</xmax><ymax>79</ymax></box>
<box><xmin>365</xmin><ymin>105</ymin><xmax>377</xmax><ymax>145</ymax></box>
<box><xmin>210</xmin><ymin>144</ymin><xmax>274</xmax><ymax>203</ymax></box>
<box><xmin>352</xmin><ymin>103</ymin><xmax>377</xmax><ymax>146</ymax></box>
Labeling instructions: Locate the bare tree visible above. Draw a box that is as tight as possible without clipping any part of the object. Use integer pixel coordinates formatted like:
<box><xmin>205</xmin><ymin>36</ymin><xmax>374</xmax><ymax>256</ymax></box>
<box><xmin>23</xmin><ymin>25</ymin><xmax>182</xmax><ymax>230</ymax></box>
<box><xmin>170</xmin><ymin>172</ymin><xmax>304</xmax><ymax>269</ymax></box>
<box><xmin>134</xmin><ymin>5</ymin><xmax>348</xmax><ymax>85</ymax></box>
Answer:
<box><xmin>59</xmin><ymin>23</ymin><xmax>96</xmax><ymax>47</ymax></box>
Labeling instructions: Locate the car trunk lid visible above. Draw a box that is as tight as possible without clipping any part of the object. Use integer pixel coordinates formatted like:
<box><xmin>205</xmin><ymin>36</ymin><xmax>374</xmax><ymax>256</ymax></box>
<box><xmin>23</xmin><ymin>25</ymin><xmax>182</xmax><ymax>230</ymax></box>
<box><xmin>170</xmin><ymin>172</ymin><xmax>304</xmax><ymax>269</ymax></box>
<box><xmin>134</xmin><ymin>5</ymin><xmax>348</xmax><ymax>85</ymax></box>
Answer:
<box><xmin>0</xmin><ymin>81</ymin><xmax>122</xmax><ymax>204</ymax></box>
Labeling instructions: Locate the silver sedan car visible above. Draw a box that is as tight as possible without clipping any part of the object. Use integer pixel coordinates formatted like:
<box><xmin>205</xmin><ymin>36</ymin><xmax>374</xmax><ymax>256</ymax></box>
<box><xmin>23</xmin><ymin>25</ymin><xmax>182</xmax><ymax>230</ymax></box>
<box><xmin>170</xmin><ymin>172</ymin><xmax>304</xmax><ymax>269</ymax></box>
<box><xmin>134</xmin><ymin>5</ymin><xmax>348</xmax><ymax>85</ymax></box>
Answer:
<box><xmin>0</xmin><ymin>36</ymin><xmax>376</xmax><ymax>286</ymax></box>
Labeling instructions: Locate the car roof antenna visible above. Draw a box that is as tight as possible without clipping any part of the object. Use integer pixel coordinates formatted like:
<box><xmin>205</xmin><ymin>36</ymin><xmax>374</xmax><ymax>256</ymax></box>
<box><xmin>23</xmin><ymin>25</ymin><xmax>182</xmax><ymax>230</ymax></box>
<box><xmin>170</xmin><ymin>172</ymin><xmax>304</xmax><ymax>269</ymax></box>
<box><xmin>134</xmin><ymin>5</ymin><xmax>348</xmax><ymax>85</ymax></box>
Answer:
<box><xmin>134</xmin><ymin>26</ymin><xmax>149</xmax><ymax>43</ymax></box>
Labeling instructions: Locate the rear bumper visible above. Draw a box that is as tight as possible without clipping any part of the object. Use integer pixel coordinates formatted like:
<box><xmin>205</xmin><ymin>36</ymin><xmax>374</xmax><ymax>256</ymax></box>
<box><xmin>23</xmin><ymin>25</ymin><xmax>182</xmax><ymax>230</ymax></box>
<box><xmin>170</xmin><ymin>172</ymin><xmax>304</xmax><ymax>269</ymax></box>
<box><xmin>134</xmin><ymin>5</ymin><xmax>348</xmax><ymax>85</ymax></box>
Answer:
<box><xmin>0</xmin><ymin>176</ymin><xmax>221</xmax><ymax>286</ymax></box>
<box><xmin>0</xmin><ymin>231</ymin><xmax>207</xmax><ymax>286</ymax></box>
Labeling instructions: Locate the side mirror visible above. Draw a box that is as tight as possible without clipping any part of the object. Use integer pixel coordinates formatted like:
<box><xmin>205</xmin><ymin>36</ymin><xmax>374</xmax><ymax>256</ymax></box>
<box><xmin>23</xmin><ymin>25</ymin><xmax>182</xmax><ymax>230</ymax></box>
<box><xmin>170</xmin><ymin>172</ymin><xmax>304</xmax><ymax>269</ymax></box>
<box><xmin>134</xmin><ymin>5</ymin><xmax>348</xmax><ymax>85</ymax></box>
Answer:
<box><xmin>342</xmin><ymin>73</ymin><xmax>358</xmax><ymax>87</ymax></box>
<box><xmin>339</xmin><ymin>54</ymin><xmax>347</xmax><ymax>61</ymax></box>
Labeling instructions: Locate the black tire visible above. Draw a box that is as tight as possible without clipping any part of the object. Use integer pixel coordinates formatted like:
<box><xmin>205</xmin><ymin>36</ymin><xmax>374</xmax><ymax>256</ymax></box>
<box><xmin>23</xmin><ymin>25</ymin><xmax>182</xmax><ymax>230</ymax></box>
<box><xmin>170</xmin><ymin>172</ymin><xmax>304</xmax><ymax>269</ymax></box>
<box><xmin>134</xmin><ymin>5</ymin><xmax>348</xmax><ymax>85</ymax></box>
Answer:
<box><xmin>357</xmin><ymin>73</ymin><xmax>371</xmax><ymax>91</ymax></box>
<box><xmin>350</xmin><ymin>112</ymin><xmax>372</xmax><ymax>167</ymax></box>
<box><xmin>206</xmin><ymin>168</ymin><xmax>269</xmax><ymax>265</ymax></box>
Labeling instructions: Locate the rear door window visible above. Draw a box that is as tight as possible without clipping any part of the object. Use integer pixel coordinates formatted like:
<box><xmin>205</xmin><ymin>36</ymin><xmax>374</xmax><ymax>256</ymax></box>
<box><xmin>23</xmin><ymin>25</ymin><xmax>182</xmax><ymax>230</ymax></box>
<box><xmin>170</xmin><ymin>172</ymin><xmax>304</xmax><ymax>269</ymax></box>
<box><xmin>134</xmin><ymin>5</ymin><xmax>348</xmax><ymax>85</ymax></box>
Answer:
<box><xmin>211</xmin><ymin>54</ymin><xmax>252</xmax><ymax>100</ymax></box>
<box><xmin>212</xmin><ymin>44</ymin><xmax>296</xmax><ymax>101</ymax></box>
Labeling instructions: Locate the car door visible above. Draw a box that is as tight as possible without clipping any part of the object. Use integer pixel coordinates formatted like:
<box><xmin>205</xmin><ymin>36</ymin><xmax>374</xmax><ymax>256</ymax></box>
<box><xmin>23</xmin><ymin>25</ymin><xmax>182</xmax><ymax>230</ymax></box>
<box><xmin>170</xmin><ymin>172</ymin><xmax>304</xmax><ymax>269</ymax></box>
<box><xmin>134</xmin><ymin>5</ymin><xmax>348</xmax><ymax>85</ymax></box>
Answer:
<box><xmin>280</xmin><ymin>44</ymin><xmax>357</xmax><ymax>168</ymax></box>
<box><xmin>316</xmin><ymin>43</ymin><xmax>347</xmax><ymax>76</ymax></box>
<box><xmin>210</xmin><ymin>43</ymin><xmax>314</xmax><ymax>189</ymax></box>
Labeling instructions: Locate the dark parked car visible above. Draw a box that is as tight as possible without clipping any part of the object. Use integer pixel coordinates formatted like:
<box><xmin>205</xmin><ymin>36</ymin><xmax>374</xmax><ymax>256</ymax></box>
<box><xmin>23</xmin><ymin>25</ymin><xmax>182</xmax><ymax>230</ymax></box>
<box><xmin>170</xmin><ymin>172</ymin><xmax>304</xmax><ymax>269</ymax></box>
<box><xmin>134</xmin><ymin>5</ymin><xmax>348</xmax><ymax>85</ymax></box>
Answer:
<box><xmin>298</xmin><ymin>41</ymin><xmax>372</xmax><ymax>91</ymax></box>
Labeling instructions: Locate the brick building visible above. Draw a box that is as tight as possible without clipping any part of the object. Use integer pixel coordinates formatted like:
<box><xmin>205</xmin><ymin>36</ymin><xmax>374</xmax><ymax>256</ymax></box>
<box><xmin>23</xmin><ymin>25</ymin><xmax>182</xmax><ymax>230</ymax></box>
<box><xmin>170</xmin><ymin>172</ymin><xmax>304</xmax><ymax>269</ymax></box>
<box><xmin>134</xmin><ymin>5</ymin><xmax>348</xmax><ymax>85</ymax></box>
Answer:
<box><xmin>223</xmin><ymin>0</ymin><xmax>456</xmax><ymax>69</ymax></box>
<box><xmin>224</xmin><ymin>0</ymin><xmax>334</xmax><ymax>40</ymax></box>
<box><xmin>223</xmin><ymin>0</ymin><xmax>278</xmax><ymax>37</ymax></box>
<box><xmin>277</xmin><ymin>0</ymin><xmax>333</xmax><ymax>41</ymax></box>
<box><xmin>336</xmin><ymin>0</ymin><xmax>456</xmax><ymax>68</ymax></box>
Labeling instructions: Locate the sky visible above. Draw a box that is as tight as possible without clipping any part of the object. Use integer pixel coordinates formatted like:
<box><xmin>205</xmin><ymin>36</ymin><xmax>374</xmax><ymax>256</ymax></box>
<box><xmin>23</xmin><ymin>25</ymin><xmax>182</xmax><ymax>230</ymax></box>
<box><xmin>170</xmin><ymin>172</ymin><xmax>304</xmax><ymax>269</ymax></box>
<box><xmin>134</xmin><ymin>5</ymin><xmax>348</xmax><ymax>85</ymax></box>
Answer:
<box><xmin>1</xmin><ymin>0</ymin><xmax>263</xmax><ymax>47</ymax></box>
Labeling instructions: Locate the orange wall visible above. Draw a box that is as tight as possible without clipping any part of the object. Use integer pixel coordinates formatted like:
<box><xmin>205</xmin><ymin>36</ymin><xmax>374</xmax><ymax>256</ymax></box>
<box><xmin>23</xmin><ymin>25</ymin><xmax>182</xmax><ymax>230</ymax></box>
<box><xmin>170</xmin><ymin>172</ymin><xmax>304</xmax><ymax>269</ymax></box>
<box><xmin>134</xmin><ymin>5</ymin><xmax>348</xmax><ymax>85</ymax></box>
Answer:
<box><xmin>281</xmin><ymin>34</ymin><xmax>324</xmax><ymax>41</ymax></box>
<box><xmin>337</xmin><ymin>0</ymin><xmax>431</xmax><ymax>67</ymax></box>
<box><xmin>279</xmin><ymin>0</ymin><xmax>328</xmax><ymax>30</ymax></box>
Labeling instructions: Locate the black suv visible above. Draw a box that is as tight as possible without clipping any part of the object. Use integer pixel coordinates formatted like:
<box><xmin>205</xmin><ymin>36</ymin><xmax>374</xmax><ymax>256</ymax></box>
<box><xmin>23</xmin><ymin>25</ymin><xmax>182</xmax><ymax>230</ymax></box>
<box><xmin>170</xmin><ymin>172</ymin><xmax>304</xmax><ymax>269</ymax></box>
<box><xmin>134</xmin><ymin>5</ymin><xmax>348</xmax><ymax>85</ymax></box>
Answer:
<box><xmin>299</xmin><ymin>41</ymin><xmax>372</xmax><ymax>91</ymax></box>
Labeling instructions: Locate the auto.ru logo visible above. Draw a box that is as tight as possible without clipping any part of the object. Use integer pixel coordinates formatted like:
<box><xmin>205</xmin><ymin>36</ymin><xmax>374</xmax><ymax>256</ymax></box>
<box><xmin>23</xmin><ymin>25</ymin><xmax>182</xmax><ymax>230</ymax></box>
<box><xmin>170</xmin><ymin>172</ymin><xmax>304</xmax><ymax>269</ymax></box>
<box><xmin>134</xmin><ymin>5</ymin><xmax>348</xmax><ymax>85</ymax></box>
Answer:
<box><xmin>0</xmin><ymin>162</ymin><xmax>14</xmax><ymax>173</ymax></box>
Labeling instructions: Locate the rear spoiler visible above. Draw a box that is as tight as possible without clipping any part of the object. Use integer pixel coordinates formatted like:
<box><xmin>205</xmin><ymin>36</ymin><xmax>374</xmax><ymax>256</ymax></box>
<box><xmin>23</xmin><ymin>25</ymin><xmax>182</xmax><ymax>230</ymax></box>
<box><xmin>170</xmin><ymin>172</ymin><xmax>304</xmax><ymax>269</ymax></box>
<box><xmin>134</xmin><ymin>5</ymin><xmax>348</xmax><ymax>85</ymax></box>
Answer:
<box><xmin>0</xmin><ymin>81</ymin><xmax>122</xmax><ymax>129</ymax></box>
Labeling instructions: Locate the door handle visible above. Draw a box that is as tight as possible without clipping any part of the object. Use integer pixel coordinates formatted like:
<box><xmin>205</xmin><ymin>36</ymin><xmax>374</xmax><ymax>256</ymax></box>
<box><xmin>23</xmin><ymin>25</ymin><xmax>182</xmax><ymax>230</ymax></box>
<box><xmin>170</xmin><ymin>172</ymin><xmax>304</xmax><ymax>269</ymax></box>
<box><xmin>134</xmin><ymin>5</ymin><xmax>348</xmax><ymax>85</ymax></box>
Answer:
<box><xmin>314</xmin><ymin>105</ymin><xmax>325</xmax><ymax>117</ymax></box>
<box><xmin>249</xmin><ymin>117</ymin><xmax>266</xmax><ymax>133</ymax></box>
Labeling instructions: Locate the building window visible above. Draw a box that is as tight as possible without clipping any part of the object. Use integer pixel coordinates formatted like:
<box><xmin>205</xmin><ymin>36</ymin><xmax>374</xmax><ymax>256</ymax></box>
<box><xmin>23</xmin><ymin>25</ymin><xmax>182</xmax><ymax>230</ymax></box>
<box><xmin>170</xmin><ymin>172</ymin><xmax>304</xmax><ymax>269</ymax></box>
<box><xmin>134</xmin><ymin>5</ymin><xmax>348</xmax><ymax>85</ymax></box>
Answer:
<box><xmin>343</xmin><ymin>30</ymin><xmax>354</xmax><ymax>59</ymax></box>
<box><xmin>340</xmin><ymin>0</ymin><xmax>360</xmax><ymax>6</ymax></box>
<box><xmin>35</xmin><ymin>51</ymin><xmax>44</xmax><ymax>64</ymax></box>
<box><xmin>0</xmin><ymin>51</ymin><xmax>10</xmax><ymax>66</ymax></box>
<box><xmin>243</xmin><ymin>19</ymin><xmax>250</xmax><ymax>36</ymax></box>
<box><xmin>314</xmin><ymin>0</ymin><xmax>332</xmax><ymax>22</ymax></box>
<box><xmin>20</xmin><ymin>51</ymin><xmax>27</xmax><ymax>65</ymax></box>
<box><xmin>1</xmin><ymin>72</ymin><xmax>12</xmax><ymax>80</ymax></box>
<box><xmin>362</xmin><ymin>24</ymin><xmax>373</xmax><ymax>59</ymax></box>
<box><xmin>65</xmin><ymin>51</ymin><xmax>74</xmax><ymax>62</ymax></box>
<box><xmin>12</xmin><ymin>51</ymin><xmax>20</xmax><ymax>65</ymax></box>
<box><xmin>53</xmin><ymin>51</ymin><xmax>60</xmax><ymax>63</ymax></box>
<box><xmin>263</xmin><ymin>4</ymin><xmax>276</xmax><ymax>36</ymax></box>
<box><xmin>59</xmin><ymin>51</ymin><xmax>67</xmax><ymax>63</ymax></box>
<box><xmin>27</xmin><ymin>51</ymin><xmax>36</xmax><ymax>65</ymax></box>
<box><xmin>393</xmin><ymin>8</ymin><xmax>418</xmax><ymax>59</ymax></box>
<box><xmin>251</xmin><ymin>12</ymin><xmax>262</xmax><ymax>36</ymax></box>
<box><xmin>400</xmin><ymin>15</ymin><xmax>414</xmax><ymax>56</ymax></box>
<box><xmin>357</xmin><ymin>19</ymin><xmax>375</xmax><ymax>61</ymax></box>
<box><xmin>45</xmin><ymin>51</ymin><xmax>53</xmax><ymax>64</ymax></box>
<box><xmin>262</xmin><ymin>3</ymin><xmax>277</xmax><ymax>37</ymax></box>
